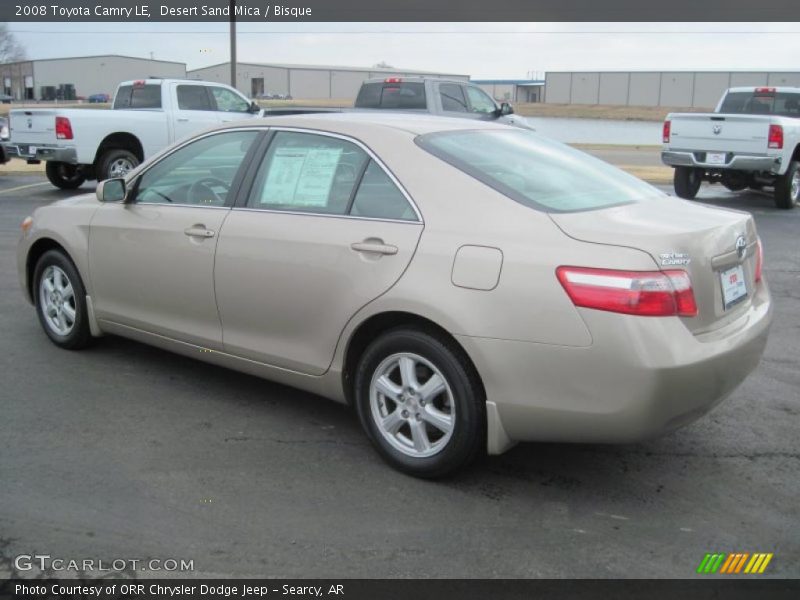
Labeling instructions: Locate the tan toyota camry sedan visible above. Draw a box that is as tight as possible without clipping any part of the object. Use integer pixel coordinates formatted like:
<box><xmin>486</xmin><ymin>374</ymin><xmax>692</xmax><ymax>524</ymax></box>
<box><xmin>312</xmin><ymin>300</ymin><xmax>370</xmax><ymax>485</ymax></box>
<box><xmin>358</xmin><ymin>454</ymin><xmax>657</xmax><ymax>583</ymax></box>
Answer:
<box><xmin>18</xmin><ymin>113</ymin><xmax>772</xmax><ymax>478</ymax></box>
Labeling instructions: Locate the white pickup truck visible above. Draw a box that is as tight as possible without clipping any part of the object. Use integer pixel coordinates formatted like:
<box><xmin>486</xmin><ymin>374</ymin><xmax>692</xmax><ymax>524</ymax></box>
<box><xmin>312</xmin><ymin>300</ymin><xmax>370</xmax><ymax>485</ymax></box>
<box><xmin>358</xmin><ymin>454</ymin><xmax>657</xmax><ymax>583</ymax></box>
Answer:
<box><xmin>3</xmin><ymin>79</ymin><xmax>261</xmax><ymax>189</ymax></box>
<box><xmin>662</xmin><ymin>86</ymin><xmax>800</xmax><ymax>209</ymax></box>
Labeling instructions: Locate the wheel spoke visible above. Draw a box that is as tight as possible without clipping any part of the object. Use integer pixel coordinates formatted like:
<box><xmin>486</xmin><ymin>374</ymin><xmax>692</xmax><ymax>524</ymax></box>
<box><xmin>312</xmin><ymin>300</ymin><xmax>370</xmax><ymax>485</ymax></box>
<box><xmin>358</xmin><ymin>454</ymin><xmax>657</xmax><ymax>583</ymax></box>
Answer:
<box><xmin>60</xmin><ymin>281</ymin><xmax>74</xmax><ymax>301</ymax></box>
<box><xmin>421</xmin><ymin>405</ymin><xmax>453</xmax><ymax>433</ymax></box>
<box><xmin>374</xmin><ymin>375</ymin><xmax>402</xmax><ymax>402</ymax></box>
<box><xmin>418</xmin><ymin>373</ymin><xmax>445</xmax><ymax>402</ymax></box>
<box><xmin>53</xmin><ymin>268</ymin><xmax>65</xmax><ymax>291</ymax></box>
<box><xmin>57</xmin><ymin>311</ymin><xmax>68</xmax><ymax>332</ymax></box>
<box><xmin>43</xmin><ymin>277</ymin><xmax>55</xmax><ymax>294</ymax></box>
<box><xmin>380</xmin><ymin>410</ymin><xmax>404</xmax><ymax>435</ymax></box>
<box><xmin>62</xmin><ymin>303</ymin><xmax>76</xmax><ymax>322</ymax></box>
<box><xmin>398</xmin><ymin>355</ymin><xmax>418</xmax><ymax>389</ymax></box>
<box><xmin>409</xmin><ymin>420</ymin><xmax>431</xmax><ymax>452</ymax></box>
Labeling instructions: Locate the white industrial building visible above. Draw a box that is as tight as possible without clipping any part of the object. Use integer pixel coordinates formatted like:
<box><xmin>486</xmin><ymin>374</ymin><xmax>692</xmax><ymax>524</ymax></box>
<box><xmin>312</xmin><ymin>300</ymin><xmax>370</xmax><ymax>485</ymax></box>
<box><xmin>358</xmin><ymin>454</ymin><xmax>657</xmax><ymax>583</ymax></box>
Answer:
<box><xmin>544</xmin><ymin>71</ymin><xmax>800</xmax><ymax>108</ymax></box>
<box><xmin>472</xmin><ymin>79</ymin><xmax>545</xmax><ymax>103</ymax></box>
<box><xmin>0</xmin><ymin>55</ymin><xmax>186</xmax><ymax>101</ymax></box>
<box><xmin>187</xmin><ymin>62</ymin><xmax>470</xmax><ymax>100</ymax></box>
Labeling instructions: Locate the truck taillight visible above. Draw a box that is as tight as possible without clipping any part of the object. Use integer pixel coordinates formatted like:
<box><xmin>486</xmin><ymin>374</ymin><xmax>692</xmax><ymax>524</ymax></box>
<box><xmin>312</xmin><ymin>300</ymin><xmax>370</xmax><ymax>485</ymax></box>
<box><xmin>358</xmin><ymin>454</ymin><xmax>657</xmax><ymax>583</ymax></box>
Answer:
<box><xmin>755</xmin><ymin>238</ymin><xmax>764</xmax><ymax>283</ymax></box>
<box><xmin>55</xmin><ymin>116</ymin><xmax>73</xmax><ymax>140</ymax></box>
<box><xmin>755</xmin><ymin>87</ymin><xmax>776</xmax><ymax>94</ymax></box>
<box><xmin>556</xmin><ymin>266</ymin><xmax>698</xmax><ymax>317</ymax></box>
<box><xmin>384</xmin><ymin>77</ymin><xmax>402</xmax><ymax>83</ymax></box>
<box><xmin>663</xmin><ymin>120</ymin><xmax>671</xmax><ymax>143</ymax></box>
<box><xmin>768</xmin><ymin>124</ymin><xmax>783</xmax><ymax>149</ymax></box>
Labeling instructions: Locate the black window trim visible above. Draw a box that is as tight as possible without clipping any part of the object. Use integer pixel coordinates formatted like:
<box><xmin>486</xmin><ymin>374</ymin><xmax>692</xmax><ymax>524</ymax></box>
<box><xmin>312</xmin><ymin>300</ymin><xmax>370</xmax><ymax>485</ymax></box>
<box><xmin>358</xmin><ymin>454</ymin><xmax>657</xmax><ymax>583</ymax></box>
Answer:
<box><xmin>233</xmin><ymin>126</ymin><xmax>424</xmax><ymax>224</ymax></box>
<box><xmin>414</xmin><ymin>129</ymin><xmax>637</xmax><ymax>215</ymax></box>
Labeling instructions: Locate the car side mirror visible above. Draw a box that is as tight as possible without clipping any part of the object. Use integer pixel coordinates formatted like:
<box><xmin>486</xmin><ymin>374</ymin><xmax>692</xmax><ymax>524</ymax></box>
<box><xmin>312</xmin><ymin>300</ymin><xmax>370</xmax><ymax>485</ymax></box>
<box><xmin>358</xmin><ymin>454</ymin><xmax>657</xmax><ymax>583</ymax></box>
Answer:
<box><xmin>500</xmin><ymin>102</ymin><xmax>514</xmax><ymax>116</ymax></box>
<box><xmin>250</xmin><ymin>101</ymin><xmax>260</xmax><ymax>113</ymax></box>
<box><xmin>96</xmin><ymin>178</ymin><xmax>126</xmax><ymax>203</ymax></box>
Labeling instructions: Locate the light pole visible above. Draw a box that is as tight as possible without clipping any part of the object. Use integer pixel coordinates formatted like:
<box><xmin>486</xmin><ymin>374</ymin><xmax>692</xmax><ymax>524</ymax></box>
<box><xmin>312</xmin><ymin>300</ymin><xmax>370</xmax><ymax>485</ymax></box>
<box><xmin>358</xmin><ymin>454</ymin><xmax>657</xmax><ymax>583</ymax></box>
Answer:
<box><xmin>229</xmin><ymin>0</ymin><xmax>237</xmax><ymax>89</ymax></box>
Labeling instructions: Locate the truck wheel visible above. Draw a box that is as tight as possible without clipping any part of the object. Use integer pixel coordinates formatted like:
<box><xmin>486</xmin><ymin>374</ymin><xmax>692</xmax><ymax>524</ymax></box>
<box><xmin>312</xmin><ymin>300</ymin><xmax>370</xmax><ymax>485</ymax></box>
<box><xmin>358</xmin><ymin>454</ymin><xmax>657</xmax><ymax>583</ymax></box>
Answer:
<box><xmin>99</xmin><ymin>149</ymin><xmax>139</xmax><ymax>181</ymax></box>
<box><xmin>774</xmin><ymin>161</ymin><xmax>799</xmax><ymax>210</ymax></box>
<box><xmin>45</xmin><ymin>162</ymin><xmax>86</xmax><ymax>190</ymax></box>
<box><xmin>673</xmin><ymin>167</ymin><xmax>702</xmax><ymax>199</ymax></box>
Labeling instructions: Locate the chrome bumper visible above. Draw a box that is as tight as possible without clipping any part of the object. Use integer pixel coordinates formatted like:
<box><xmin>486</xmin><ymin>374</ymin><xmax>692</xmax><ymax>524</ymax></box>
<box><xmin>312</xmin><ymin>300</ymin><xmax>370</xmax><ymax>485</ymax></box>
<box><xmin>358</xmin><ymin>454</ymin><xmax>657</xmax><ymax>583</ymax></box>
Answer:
<box><xmin>661</xmin><ymin>150</ymin><xmax>782</xmax><ymax>173</ymax></box>
<box><xmin>2</xmin><ymin>142</ymin><xmax>77</xmax><ymax>163</ymax></box>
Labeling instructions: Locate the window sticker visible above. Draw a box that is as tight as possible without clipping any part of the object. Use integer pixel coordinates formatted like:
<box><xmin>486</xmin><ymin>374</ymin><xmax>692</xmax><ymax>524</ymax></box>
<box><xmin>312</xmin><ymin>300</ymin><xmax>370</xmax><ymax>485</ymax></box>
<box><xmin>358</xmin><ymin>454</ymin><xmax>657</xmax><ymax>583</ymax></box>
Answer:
<box><xmin>261</xmin><ymin>146</ymin><xmax>343</xmax><ymax>207</ymax></box>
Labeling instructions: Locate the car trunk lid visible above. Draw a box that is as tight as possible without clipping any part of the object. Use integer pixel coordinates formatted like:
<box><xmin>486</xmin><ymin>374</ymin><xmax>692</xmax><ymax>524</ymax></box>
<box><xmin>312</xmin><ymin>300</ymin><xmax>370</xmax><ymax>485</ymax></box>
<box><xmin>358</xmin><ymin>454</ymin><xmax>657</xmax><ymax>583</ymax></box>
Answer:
<box><xmin>550</xmin><ymin>198</ymin><xmax>758</xmax><ymax>334</ymax></box>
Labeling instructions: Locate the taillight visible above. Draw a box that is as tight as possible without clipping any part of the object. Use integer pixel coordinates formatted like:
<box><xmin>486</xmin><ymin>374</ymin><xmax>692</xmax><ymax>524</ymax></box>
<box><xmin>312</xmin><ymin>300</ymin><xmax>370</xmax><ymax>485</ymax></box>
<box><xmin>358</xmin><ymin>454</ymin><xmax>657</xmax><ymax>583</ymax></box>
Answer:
<box><xmin>768</xmin><ymin>125</ymin><xmax>783</xmax><ymax>149</ymax></box>
<box><xmin>55</xmin><ymin>116</ymin><xmax>73</xmax><ymax>140</ymax></box>
<box><xmin>755</xmin><ymin>238</ymin><xmax>763</xmax><ymax>283</ymax></box>
<box><xmin>384</xmin><ymin>77</ymin><xmax>402</xmax><ymax>83</ymax></box>
<box><xmin>556</xmin><ymin>267</ymin><xmax>698</xmax><ymax>317</ymax></box>
<box><xmin>755</xmin><ymin>87</ymin><xmax>776</xmax><ymax>94</ymax></box>
<box><xmin>662</xmin><ymin>120</ymin><xmax>671</xmax><ymax>143</ymax></box>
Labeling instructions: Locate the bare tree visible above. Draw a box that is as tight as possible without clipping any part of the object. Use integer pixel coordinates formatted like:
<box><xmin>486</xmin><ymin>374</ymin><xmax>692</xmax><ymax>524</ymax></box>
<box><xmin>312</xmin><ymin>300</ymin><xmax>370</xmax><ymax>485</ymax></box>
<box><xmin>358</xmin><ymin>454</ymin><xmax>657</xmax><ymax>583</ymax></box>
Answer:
<box><xmin>0</xmin><ymin>24</ymin><xmax>26</xmax><ymax>63</ymax></box>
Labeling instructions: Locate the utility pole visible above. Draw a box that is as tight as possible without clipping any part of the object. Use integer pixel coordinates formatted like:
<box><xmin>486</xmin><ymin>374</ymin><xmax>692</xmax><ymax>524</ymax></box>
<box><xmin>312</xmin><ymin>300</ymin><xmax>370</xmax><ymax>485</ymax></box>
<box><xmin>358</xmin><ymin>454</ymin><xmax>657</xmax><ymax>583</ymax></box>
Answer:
<box><xmin>229</xmin><ymin>0</ymin><xmax>237</xmax><ymax>89</ymax></box>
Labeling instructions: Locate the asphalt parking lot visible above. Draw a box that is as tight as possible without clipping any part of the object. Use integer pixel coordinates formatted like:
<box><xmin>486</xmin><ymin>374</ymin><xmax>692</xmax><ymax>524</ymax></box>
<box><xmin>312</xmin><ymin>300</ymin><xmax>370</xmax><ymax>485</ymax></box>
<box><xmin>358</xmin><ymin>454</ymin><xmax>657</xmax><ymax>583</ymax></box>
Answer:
<box><xmin>0</xmin><ymin>173</ymin><xmax>798</xmax><ymax>579</ymax></box>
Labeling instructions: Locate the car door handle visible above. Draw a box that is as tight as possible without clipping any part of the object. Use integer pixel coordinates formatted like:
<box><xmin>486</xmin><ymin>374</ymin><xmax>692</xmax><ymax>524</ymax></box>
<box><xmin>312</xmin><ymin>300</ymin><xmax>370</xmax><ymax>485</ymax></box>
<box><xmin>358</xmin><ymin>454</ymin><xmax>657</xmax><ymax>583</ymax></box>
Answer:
<box><xmin>184</xmin><ymin>226</ymin><xmax>215</xmax><ymax>238</ymax></box>
<box><xmin>350</xmin><ymin>241</ymin><xmax>398</xmax><ymax>255</ymax></box>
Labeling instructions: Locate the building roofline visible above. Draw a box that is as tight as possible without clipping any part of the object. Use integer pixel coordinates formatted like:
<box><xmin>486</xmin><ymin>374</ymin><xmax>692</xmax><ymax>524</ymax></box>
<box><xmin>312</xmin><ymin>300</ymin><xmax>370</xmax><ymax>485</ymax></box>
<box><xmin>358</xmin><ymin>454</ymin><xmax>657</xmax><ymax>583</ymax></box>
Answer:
<box><xmin>545</xmin><ymin>69</ymin><xmax>800</xmax><ymax>75</ymax></box>
<box><xmin>472</xmin><ymin>79</ymin><xmax>545</xmax><ymax>85</ymax></box>
<box><xmin>188</xmin><ymin>60</ymin><xmax>468</xmax><ymax>77</ymax></box>
<box><xmin>0</xmin><ymin>54</ymin><xmax>186</xmax><ymax>67</ymax></box>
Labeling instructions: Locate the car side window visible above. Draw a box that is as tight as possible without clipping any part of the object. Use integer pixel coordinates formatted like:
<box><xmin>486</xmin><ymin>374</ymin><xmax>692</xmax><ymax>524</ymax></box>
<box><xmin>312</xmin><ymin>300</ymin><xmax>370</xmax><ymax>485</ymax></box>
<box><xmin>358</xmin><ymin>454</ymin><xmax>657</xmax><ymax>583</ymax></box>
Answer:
<box><xmin>177</xmin><ymin>85</ymin><xmax>213</xmax><ymax>111</ymax></box>
<box><xmin>210</xmin><ymin>87</ymin><xmax>251</xmax><ymax>113</ymax></box>
<box><xmin>134</xmin><ymin>131</ymin><xmax>258</xmax><ymax>207</ymax></box>
<box><xmin>248</xmin><ymin>132</ymin><xmax>368</xmax><ymax>215</ymax></box>
<box><xmin>439</xmin><ymin>83</ymin><xmax>468</xmax><ymax>112</ymax></box>
<box><xmin>465</xmin><ymin>86</ymin><xmax>497</xmax><ymax>114</ymax></box>
<box><xmin>350</xmin><ymin>161</ymin><xmax>416</xmax><ymax>221</ymax></box>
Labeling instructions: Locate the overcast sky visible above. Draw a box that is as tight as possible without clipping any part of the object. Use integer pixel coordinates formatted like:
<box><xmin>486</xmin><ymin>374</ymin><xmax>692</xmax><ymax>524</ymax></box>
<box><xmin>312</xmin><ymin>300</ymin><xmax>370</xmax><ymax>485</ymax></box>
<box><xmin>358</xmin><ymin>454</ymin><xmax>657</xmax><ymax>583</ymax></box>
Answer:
<box><xmin>8</xmin><ymin>22</ymin><xmax>800</xmax><ymax>78</ymax></box>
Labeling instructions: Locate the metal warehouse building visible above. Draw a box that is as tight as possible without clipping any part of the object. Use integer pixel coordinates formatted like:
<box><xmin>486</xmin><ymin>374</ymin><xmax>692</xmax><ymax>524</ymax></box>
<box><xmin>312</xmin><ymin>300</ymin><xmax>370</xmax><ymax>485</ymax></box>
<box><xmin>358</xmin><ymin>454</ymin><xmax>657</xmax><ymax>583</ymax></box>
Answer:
<box><xmin>187</xmin><ymin>62</ymin><xmax>469</xmax><ymax>100</ymax></box>
<box><xmin>544</xmin><ymin>71</ymin><xmax>800</xmax><ymax>108</ymax></box>
<box><xmin>0</xmin><ymin>55</ymin><xmax>186</xmax><ymax>101</ymax></box>
<box><xmin>472</xmin><ymin>79</ymin><xmax>545</xmax><ymax>103</ymax></box>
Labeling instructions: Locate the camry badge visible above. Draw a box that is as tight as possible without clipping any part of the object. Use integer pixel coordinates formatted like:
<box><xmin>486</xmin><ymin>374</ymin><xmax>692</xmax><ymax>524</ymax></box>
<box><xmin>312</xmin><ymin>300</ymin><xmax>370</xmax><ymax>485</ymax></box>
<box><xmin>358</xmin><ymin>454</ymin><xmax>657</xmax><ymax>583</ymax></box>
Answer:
<box><xmin>660</xmin><ymin>252</ymin><xmax>691</xmax><ymax>266</ymax></box>
<box><xmin>735</xmin><ymin>235</ymin><xmax>747</xmax><ymax>260</ymax></box>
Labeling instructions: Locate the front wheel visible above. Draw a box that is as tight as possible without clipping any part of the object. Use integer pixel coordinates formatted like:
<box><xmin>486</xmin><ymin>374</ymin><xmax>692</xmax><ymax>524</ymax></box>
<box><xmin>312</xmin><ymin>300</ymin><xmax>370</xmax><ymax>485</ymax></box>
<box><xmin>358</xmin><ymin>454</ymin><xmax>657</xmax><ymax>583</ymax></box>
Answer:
<box><xmin>673</xmin><ymin>166</ymin><xmax>702</xmax><ymax>199</ymax></box>
<box><xmin>45</xmin><ymin>161</ymin><xmax>86</xmax><ymax>190</ymax></box>
<box><xmin>354</xmin><ymin>328</ymin><xmax>485</xmax><ymax>478</ymax></box>
<box><xmin>33</xmin><ymin>250</ymin><xmax>93</xmax><ymax>349</ymax></box>
<box><xmin>774</xmin><ymin>161</ymin><xmax>799</xmax><ymax>210</ymax></box>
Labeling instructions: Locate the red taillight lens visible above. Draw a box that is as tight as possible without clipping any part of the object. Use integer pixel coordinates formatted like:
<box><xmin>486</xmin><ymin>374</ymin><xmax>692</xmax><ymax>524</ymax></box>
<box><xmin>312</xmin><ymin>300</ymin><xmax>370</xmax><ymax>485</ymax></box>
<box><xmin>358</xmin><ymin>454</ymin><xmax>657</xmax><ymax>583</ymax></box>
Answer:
<box><xmin>384</xmin><ymin>77</ymin><xmax>402</xmax><ymax>83</ymax></box>
<box><xmin>768</xmin><ymin>125</ymin><xmax>783</xmax><ymax>149</ymax></box>
<box><xmin>55</xmin><ymin>116</ymin><xmax>73</xmax><ymax>140</ymax></box>
<box><xmin>662</xmin><ymin>120</ymin><xmax>671</xmax><ymax>143</ymax></box>
<box><xmin>755</xmin><ymin>238</ymin><xmax>763</xmax><ymax>283</ymax></box>
<box><xmin>556</xmin><ymin>267</ymin><xmax>698</xmax><ymax>317</ymax></box>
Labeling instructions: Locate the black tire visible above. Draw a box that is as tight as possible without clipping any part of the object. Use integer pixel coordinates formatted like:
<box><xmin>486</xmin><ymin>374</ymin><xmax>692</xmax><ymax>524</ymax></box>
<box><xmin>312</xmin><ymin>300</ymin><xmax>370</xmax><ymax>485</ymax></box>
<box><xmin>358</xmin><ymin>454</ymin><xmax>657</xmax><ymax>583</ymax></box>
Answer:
<box><xmin>33</xmin><ymin>250</ymin><xmax>93</xmax><ymax>350</ymax></box>
<box><xmin>354</xmin><ymin>327</ymin><xmax>485</xmax><ymax>478</ymax></box>
<box><xmin>774</xmin><ymin>161</ymin><xmax>799</xmax><ymax>210</ymax></box>
<box><xmin>98</xmin><ymin>149</ymin><xmax>139</xmax><ymax>181</ymax></box>
<box><xmin>45</xmin><ymin>161</ymin><xmax>86</xmax><ymax>190</ymax></box>
<box><xmin>673</xmin><ymin>166</ymin><xmax>703</xmax><ymax>199</ymax></box>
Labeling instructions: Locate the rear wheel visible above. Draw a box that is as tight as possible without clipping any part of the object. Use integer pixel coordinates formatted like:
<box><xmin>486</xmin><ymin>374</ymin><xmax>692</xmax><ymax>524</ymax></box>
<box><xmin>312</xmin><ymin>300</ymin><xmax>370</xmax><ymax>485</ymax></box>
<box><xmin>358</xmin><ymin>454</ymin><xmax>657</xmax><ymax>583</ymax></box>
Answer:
<box><xmin>774</xmin><ymin>161</ymin><xmax>799</xmax><ymax>210</ymax></box>
<box><xmin>354</xmin><ymin>328</ymin><xmax>485</xmax><ymax>478</ymax></box>
<box><xmin>33</xmin><ymin>250</ymin><xmax>93</xmax><ymax>349</ymax></box>
<box><xmin>673</xmin><ymin>166</ymin><xmax>702</xmax><ymax>199</ymax></box>
<box><xmin>98</xmin><ymin>149</ymin><xmax>139</xmax><ymax>181</ymax></box>
<box><xmin>45</xmin><ymin>161</ymin><xmax>86</xmax><ymax>190</ymax></box>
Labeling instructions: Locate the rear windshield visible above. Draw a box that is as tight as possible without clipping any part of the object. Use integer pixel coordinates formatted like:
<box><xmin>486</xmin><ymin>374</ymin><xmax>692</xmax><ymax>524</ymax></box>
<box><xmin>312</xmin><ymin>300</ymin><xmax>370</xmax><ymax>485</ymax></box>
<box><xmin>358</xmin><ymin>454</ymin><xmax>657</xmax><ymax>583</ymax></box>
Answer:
<box><xmin>416</xmin><ymin>129</ymin><xmax>662</xmax><ymax>213</ymax></box>
<box><xmin>113</xmin><ymin>84</ymin><xmax>162</xmax><ymax>109</ymax></box>
<box><xmin>719</xmin><ymin>91</ymin><xmax>800</xmax><ymax>117</ymax></box>
<box><xmin>355</xmin><ymin>82</ymin><xmax>426</xmax><ymax>109</ymax></box>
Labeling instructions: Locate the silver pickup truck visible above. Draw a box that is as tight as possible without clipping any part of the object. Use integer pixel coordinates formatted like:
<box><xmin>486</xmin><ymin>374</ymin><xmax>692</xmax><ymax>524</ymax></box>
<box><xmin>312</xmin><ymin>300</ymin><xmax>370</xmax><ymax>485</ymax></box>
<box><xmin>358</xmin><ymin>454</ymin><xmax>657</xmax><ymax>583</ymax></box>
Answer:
<box><xmin>662</xmin><ymin>86</ymin><xmax>800</xmax><ymax>209</ymax></box>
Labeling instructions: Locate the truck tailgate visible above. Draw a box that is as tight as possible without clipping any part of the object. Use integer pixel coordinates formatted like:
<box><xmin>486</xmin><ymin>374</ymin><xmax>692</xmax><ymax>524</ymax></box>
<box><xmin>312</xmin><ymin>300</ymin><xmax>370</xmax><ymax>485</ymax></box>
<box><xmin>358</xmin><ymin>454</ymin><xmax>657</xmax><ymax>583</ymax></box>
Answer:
<box><xmin>670</xmin><ymin>114</ymin><xmax>771</xmax><ymax>154</ymax></box>
<box><xmin>8</xmin><ymin>109</ymin><xmax>59</xmax><ymax>145</ymax></box>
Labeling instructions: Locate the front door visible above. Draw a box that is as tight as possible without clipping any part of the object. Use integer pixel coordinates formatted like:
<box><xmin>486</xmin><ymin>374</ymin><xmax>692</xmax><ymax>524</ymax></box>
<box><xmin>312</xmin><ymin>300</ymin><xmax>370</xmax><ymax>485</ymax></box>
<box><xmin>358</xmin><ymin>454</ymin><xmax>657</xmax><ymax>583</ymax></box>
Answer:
<box><xmin>171</xmin><ymin>83</ymin><xmax>222</xmax><ymax>142</ymax></box>
<box><xmin>88</xmin><ymin>130</ymin><xmax>261</xmax><ymax>349</ymax></box>
<box><xmin>214</xmin><ymin>130</ymin><xmax>423</xmax><ymax>375</ymax></box>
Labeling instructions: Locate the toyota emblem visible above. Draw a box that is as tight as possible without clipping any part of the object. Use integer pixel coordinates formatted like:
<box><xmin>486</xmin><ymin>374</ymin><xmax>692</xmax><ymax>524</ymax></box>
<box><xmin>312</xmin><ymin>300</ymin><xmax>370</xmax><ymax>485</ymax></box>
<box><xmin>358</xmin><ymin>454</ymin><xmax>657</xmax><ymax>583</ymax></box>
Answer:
<box><xmin>735</xmin><ymin>235</ymin><xmax>747</xmax><ymax>260</ymax></box>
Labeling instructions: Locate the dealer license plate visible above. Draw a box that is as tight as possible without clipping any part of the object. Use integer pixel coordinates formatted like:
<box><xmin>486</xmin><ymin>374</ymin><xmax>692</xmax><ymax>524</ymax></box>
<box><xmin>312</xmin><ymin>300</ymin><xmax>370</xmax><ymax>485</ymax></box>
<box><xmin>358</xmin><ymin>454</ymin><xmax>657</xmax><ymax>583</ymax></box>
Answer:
<box><xmin>720</xmin><ymin>264</ymin><xmax>747</xmax><ymax>310</ymax></box>
<box><xmin>706</xmin><ymin>152</ymin><xmax>726</xmax><ymax>165</ymax></box>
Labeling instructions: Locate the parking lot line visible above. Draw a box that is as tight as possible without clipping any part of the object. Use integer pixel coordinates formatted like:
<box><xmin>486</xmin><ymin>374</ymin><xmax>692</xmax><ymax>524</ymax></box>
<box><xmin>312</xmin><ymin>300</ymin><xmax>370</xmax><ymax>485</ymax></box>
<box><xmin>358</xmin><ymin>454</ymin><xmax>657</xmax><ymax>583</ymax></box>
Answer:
<box><xmin>0</xmin><ymin>181</ymin><xmax>50</xmax><ymax>195</ymax></box>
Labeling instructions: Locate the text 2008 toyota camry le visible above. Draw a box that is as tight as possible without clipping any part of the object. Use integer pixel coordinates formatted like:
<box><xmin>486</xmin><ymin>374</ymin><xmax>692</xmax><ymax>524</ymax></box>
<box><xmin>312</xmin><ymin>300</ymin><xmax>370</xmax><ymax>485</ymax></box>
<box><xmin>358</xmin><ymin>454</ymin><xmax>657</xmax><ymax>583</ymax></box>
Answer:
<box><xmin>18</xmin><ymin>113</ymin><xmax>772</xmax><ymax>478</ymax></box>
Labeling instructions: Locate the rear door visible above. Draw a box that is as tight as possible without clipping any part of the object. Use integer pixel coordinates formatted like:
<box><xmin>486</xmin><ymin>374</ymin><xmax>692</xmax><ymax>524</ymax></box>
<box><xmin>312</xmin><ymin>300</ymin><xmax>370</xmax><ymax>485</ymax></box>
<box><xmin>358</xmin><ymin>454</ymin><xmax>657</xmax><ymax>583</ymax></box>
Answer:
<box><xmin>214</xmin><ymin>129</ymin><xmax>423</xmax><ymax>375</ymax></box>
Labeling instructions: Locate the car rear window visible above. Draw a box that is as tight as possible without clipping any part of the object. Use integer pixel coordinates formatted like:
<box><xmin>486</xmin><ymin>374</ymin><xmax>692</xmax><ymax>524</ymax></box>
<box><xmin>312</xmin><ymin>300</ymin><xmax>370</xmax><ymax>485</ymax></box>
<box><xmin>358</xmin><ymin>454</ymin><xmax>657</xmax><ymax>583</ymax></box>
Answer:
<box><xmin>113</xmin><ymin>84</ymin><xmax>162</xmax><ymax>109</ymax></box>
<box><xmin>416</xmin><ymin>129</ymin><xmax>662</xmax><ymax>213</ymax></box>
<box><xmin>355</xmin><ymin>82</ymin><xmax>426</xmax><ymax>109</ymax></box>
<box><xmin>719</xmin><ymin>91</ymin><xmax>800</xmax><ymax>117</ymax></box>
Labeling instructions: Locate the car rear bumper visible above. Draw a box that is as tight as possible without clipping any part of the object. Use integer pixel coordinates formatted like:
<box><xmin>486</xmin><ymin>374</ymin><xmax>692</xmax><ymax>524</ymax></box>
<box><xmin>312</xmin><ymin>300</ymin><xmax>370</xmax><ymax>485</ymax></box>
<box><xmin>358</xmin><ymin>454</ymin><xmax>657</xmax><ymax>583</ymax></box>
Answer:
<box><xmin>661</xmin><ymin>150</ymin><xmax>782</xmax><ymax>173</ymax></box>
<box><xmin>459</xmin><ymin>281</ymin><xmax>772</xmax><ymax>454</ymax></box>
<box><xmin>2</xmin><ymin>142</ymin><xmax>77</xmax><ymax>164</ymax></box>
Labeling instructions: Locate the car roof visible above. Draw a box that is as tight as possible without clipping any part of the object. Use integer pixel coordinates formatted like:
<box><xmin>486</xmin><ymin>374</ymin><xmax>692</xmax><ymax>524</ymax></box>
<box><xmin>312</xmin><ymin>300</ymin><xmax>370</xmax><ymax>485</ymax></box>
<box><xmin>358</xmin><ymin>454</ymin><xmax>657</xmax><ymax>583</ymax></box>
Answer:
<box><xmin>243</xmin><ymin>111</ymin><xmax>511</xmax><ymax>136</ymax></box>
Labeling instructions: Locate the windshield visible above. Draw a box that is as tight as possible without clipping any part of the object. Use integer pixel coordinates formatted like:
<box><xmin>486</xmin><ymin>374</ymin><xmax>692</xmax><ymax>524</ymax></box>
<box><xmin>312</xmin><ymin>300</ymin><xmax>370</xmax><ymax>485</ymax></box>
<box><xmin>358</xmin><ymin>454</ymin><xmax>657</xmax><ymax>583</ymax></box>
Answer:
<box><xmin>415</xmin><ymin>129</ymin><xmax>663</xmax><ymax>213</ymax></box>
<box><xmin>719</xmin><ymin>91</ymin><xmax>800</xmax><ymax>117</ymax></box>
